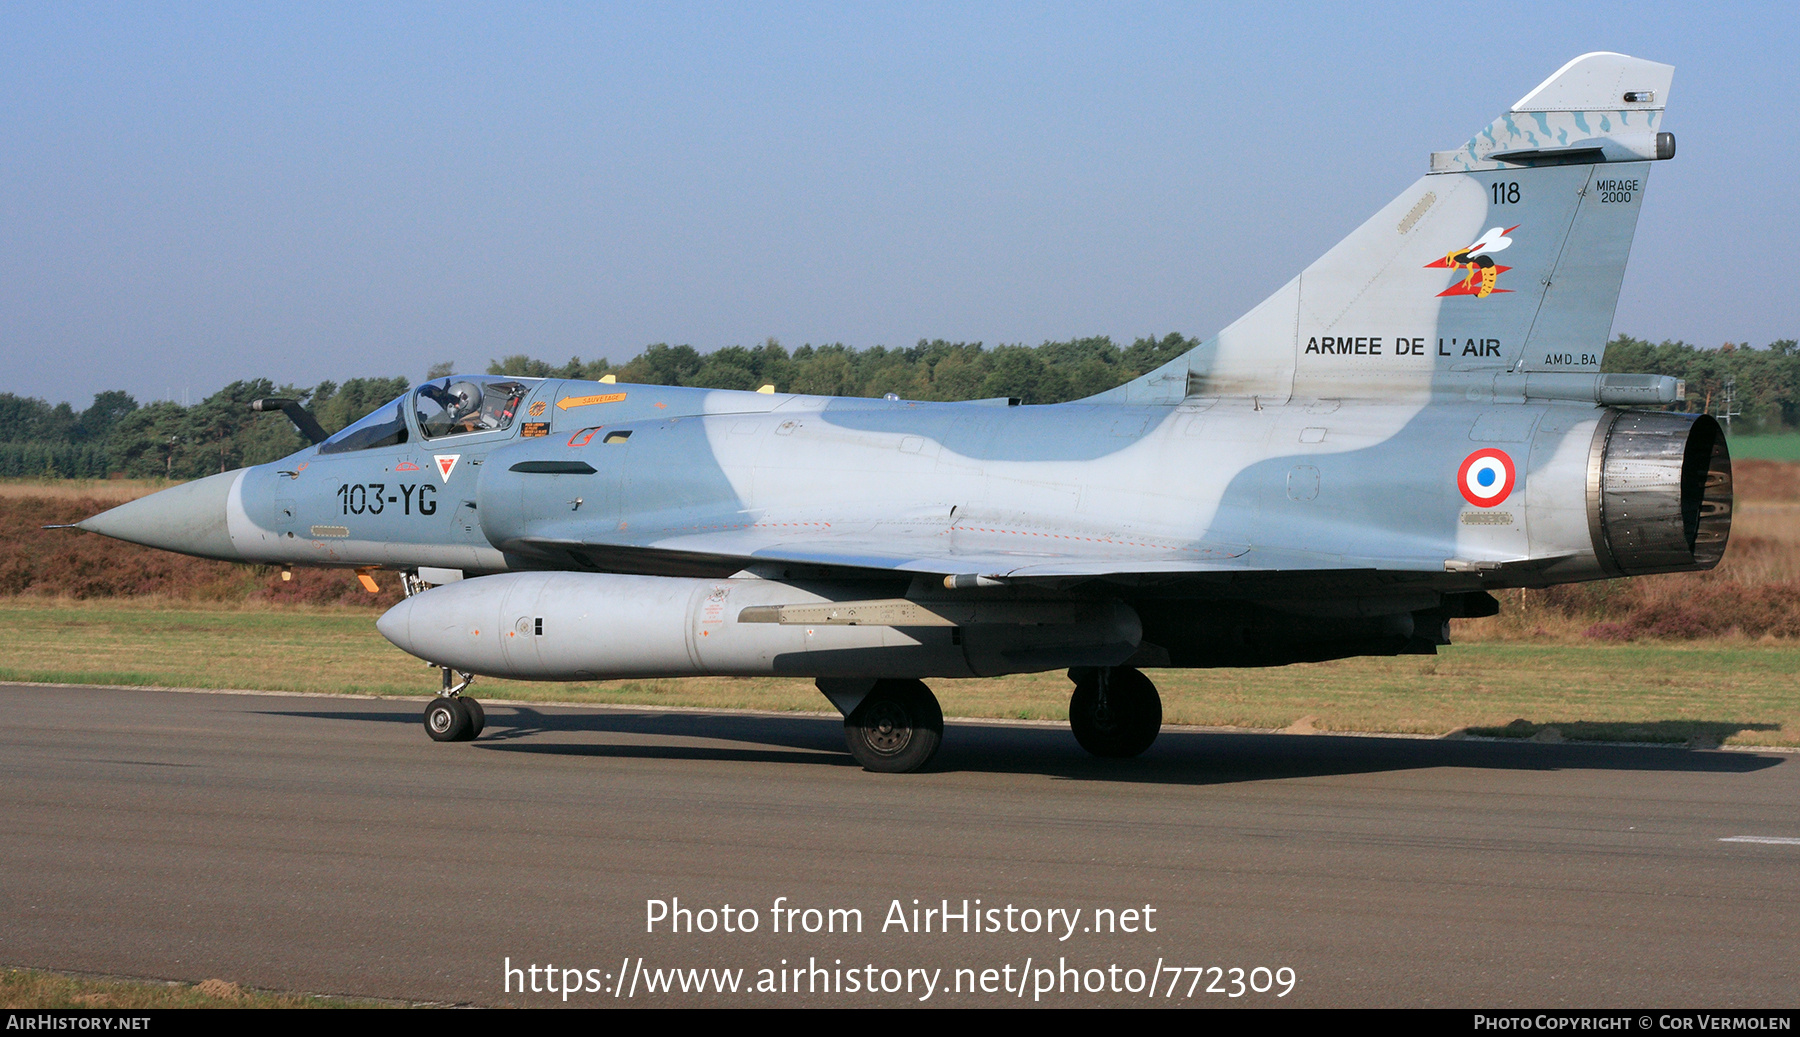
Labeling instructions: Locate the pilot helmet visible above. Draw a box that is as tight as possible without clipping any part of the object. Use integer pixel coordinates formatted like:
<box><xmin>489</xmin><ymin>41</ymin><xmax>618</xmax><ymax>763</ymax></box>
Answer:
<box><xmin>446</xmin><ymin>381</ymin><xmax>482</xmax><ymax>420</ymax></box>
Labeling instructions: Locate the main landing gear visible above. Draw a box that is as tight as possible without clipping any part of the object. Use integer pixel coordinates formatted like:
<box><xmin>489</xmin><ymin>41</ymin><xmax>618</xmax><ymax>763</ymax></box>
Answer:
<box><xmin>1068</xmin><ymin>666</ymin><xmax>1162</xmax><ymax>758</ymax></box>
<box><xmin>830</xmin><ymin>667</ymin><xmax>1162</xmax><ymax>771</ymax></box>
<box><xmin>423</xmin><ymin>666</ymin><xmax>485</xmax><ymax>743</ymax></box>
<box><xmin>843</xmin><ymin>679</ymin><xmax>944</xmax><ymax>774</ymax></box>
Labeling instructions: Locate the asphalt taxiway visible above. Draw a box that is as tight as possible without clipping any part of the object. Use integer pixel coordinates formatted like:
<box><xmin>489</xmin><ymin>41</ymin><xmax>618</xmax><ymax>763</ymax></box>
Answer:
<box><xmin>2</xmin><ymin>683</ymin><xmax>1795</xmax><ymax>1007</ymax></box>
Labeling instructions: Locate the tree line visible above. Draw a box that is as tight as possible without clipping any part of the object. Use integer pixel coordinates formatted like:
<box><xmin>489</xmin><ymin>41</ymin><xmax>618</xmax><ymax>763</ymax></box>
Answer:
<box><xmin>0</xmin><ymin>377</ymin><xmax>407</xmax><ymax>479</ymax></box>
<box><xmin>1604</xmin><ymin>336</ymin><xmax>1800</xmax><ymax>430</ymax></box>
<box><xmin>485</xmin><ymin>334</ymin><xmax>1199</xmax><ymax>405</ymax></box>
<box><xmin>1</xmin><ymin>333</ymin><xmax>1793</xmax><ymax>480</ymax></box>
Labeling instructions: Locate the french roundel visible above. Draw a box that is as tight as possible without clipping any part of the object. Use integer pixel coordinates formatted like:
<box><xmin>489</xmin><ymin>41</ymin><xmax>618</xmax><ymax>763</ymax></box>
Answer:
<box><xmin>1458</xmin><ymin>449</ymin><xmax>1516</xmax><ymax>507</ymax></box>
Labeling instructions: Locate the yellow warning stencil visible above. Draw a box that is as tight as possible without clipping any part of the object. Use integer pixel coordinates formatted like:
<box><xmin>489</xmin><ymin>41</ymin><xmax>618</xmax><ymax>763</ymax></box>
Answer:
<box><xmin>557</xmin><ymin>392</ymin><xmax>628</xmax><ymax>410</ymax></box>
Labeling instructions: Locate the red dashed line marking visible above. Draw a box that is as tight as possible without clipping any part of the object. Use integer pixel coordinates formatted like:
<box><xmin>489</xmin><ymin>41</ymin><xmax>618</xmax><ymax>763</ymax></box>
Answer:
<box><xmin>649</xmin><ymin>521</ymin><xmax>1227</xmax><ymax>557</ymax></box>
<box><xmin>666</xmin><ymin>521</ymin><xmax>834</xmax><ymax>533</ymax></box>
<box><xmin>960</xmin><ymin>525</ymin><xmax>1179</xmax><ymax>549</ymax></box>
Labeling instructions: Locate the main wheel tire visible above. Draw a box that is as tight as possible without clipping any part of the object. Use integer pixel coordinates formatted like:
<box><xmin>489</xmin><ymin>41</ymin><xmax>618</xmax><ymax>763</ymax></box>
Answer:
<box><xmin>461</xmin><ymin>697</ymin><xmax>486</xmax><ymax>740</ymax></box>
<box><xmin>1069</xmin><ymin>666</ymin><xmax>1162</xmax><ymax>758</ymax></box>
<box><xmin>844</xmin><ymin>679</ymin><xmax>943</xmax><ymax>773</ymax></box>
<box><xmin>424</xmin><ymin>697</ymin><xmax>471</xmax><ymax>742</ymax></box>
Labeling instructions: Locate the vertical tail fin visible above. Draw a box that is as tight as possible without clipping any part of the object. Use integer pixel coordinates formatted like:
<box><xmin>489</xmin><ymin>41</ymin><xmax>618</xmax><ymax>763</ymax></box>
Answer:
<box><xmin>1094</xmin><ymin>53</ymin><xmax>1676</xmax><ymax>405</ymax></box>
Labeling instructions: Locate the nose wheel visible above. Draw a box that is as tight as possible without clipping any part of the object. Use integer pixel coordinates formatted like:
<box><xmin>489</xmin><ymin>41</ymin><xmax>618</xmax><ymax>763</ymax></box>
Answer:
<box><xmin>1068</xmin><ymin>666</ymin><xmax>1161</xmax><ymax>758</ymax></box>
<box><xmin>423</xmin><ymin>667</ymin><xmax>485</xmax><ymax>742</ymax></box>
<box><xmin>844</xmin><ymin>679</ymin><xmax>943</xmax><ymax>773</ymax></box>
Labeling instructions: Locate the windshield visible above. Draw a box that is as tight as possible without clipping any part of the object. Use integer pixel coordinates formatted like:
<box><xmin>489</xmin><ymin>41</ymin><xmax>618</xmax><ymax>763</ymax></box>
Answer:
<box><xmin>317</xmin><ymin>400</ymin><xmax>409</xmax><ymax>455</ymax></box>
<box><xmin>415</xmin><ymin>378</ymin><xmax>530</xmax><ymax>439</ymax></box>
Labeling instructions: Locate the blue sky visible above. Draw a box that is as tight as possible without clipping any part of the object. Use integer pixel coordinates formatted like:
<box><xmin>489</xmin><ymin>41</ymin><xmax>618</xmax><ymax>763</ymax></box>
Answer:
<box><xmin>3</xmin><ymin>2</ymin><xmax>1795</xmax><ymax>405</ymax></box>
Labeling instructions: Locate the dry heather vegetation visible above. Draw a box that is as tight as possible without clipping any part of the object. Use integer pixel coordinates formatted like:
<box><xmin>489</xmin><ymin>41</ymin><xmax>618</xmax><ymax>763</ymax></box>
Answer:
<box><xmin>5</xmin><ymin>462</ymin><xmax>1800</xmax><ymax>643</ymax></box>
<box><xmin>1</xmin><ymin>479</ymin><xmax>403</xmax><ymax>607</ymax></box>
<box><xmin>1463</xmin><ymin>459</ymin><xmax>1800</xmax><ymax>643</ymax></box>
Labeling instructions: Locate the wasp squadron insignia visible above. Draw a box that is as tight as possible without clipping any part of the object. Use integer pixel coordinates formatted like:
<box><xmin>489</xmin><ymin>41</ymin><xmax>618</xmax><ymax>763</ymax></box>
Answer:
<box><xmin>1428</xmin><ymin>225</ymin><xmax>1518</xmax><ymax>298</ymax></box>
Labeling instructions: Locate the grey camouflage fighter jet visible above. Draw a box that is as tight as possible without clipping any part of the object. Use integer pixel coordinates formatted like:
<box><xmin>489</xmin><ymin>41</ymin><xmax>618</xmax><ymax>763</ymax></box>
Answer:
<box><xmin>77</xmin><ymin>53</ymin><xmax>1730</xmax><ymax>772</ymax></box>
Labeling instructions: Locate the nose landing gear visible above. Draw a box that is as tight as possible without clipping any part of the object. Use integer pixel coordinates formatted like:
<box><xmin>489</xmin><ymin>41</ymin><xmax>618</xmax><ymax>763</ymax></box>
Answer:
<box><xmin>423</xmin><ymin>666</ymin><xmax>485</xmax><ymax>742</ymax></box>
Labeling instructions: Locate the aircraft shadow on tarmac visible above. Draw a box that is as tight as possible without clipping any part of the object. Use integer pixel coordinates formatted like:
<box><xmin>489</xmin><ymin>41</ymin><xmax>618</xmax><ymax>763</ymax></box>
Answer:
<box><xmin>269</xmin><ymin>704</ymin><xmax>1786</xmax><ymax>786</ymax></box>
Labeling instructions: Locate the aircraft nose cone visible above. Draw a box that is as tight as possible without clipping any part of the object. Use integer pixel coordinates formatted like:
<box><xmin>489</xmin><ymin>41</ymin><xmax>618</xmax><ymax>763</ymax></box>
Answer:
<box><xmin>77</xmin><ymin>469</ymin><xmax>244</xmax><ymax>561</ymax></box>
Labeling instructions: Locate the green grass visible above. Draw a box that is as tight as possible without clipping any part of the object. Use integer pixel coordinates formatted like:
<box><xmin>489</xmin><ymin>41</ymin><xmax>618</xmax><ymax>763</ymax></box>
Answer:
<box><xmin>2</xmin><ymin>598</ymin><xmax>1795</xmax><ymax>747</ymax></box>
<box><xmin>1727</xmin><ymin>431</ymin><xmax>1800</xmax><ymax>461</ymax></box>
<box><xmin>0</xmin><ymin>967</ymin><xmax>395</xmax><ymax>1009</ymax></box>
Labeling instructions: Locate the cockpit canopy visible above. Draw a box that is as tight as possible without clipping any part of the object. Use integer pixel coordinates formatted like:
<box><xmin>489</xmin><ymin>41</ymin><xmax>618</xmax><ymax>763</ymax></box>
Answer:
<box><xmin>414</xmin><ymin>378</ymin><xmax>529</xmax><ymax>438</ymax></box>
<box><xmin>316</xmin><ymin>377</ymin><xmax>534</xmax><ymax>455</ymax></box>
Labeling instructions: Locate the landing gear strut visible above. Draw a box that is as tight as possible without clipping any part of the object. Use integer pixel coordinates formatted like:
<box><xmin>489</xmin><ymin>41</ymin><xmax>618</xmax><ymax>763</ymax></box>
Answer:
<box><xmin>844</xmin><ymin>679</ymin><xmax>943</xmax><ymax>773</ymax></box>
<box><xmin>1068</xmin><ymin>666</ymin><xmax>1161</xmax><ymax>758</ymax></box>
<box><xmin>423</xmin><ymin>665</ymin><xmax>485</xmax><ymax>742</ymax></box>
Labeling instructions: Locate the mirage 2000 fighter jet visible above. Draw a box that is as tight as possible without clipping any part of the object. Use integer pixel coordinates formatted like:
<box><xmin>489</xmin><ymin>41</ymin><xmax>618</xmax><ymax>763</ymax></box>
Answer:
<box><xmin>78</xmin><ymin>53</ymin><xmax>1729</xmax><ymax>772</ymax></box>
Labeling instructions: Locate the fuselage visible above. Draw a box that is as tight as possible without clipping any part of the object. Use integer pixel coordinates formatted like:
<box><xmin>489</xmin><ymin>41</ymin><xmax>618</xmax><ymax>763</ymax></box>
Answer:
<box><xmin>96</xmin><ymin>374</ymin><xmax>1726</xmax><ymax>600</ymax></box>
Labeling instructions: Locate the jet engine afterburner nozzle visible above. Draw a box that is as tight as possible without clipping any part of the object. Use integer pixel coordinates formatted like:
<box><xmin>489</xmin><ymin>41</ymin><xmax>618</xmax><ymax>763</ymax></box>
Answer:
<box><xmin>1588</xmin><ymin>411</ymin><xmax>1732</xmax><ymax>576</ymax></box>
